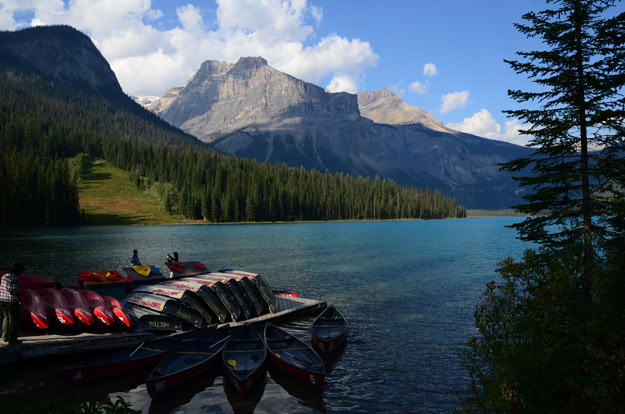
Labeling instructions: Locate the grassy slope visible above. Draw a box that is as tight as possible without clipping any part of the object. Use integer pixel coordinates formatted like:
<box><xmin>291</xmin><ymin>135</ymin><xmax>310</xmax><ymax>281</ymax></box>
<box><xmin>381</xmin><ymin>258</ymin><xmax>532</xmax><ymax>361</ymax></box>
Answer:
<box><xmin>78</xmin><ymin>159</ymin><xmax>189</xmax><ymax>225</ymax></box>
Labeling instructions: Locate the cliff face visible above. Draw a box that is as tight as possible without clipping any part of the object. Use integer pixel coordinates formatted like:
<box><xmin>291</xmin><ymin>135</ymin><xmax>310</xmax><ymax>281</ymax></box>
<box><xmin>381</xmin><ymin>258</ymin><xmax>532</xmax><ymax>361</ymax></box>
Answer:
<box><xmin>357</xmin><ymin>89</ymin><xmax>448</xmax><ymax>132</ymax></box>
<box><xmin>0</xmin><ymin>25</ymin><xmax>122</xmax><ymax>96</ymax></box>
<box><xmin>157</xmin><ymin>56</ymin><xmax>360</xmax><ymax>141</ymax></box>
<box><xmin>148</xmin><ymin>57</ymin><xmax>530</xmax><ymax>208</ymax></box>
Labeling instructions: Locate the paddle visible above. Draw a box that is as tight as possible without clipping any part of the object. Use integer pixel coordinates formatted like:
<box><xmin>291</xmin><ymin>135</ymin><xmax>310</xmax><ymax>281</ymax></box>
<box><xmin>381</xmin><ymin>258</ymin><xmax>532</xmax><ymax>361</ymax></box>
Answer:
<box><xmin>208</xmin><ymin>335</ymin><xmax>230</xmax><ymax>348</ymax></box>
<box><xmin>128</xmin><ymin>341</ymin><xmax>145</xmax><ymax>358</ymax></box>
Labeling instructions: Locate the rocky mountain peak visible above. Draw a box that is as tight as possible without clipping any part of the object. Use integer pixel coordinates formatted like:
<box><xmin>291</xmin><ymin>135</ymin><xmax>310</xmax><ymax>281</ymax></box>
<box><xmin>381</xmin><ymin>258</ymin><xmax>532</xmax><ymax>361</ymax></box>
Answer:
<box><xmin>198</xmin><ymin>60</ymin><xmax>232</xmax><ymax>76</ymax></box>
<box><xmin>357</xmin><ymin>89</ymin><xmax>447</xmax><ymax>131</ymax></box>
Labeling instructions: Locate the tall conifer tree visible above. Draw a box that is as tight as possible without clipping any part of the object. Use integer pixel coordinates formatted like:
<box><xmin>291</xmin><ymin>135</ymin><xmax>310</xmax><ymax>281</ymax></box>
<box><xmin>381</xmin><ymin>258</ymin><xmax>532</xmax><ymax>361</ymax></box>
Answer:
<box><xmin>502</xmin><ymin>0</ymin><xmax>625</xmax><ymax>287</ymax></box>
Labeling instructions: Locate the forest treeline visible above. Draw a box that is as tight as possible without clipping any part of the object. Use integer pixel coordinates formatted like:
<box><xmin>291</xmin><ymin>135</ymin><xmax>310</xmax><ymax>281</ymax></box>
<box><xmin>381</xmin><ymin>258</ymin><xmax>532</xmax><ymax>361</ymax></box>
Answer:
<box><xmin>0</xmin><ymin>70</ymin><xmax>465</xmax><ymax>226</ymax></box>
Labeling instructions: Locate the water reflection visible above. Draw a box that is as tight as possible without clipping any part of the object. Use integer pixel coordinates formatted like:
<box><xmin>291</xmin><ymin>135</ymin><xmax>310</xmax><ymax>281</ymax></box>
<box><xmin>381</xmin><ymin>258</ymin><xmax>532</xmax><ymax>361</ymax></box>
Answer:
<box><xmin>268</xmin><ymin>366</ymin><xmax>326</xmax><ymax>412</ymax></box>
<box><xmin>148</xmin><ymin>370</ymin><xmax>219</xmax><ymax>414</ymax></box>
<box><xmin>223</xmin><ymin>371</ymin><xmax>267</xmax><ymax>413</ymax></box>
<box><xmin>0</xmin><ymin>358</ymin><xmax>147</xmax><ymax>412</ymax></box>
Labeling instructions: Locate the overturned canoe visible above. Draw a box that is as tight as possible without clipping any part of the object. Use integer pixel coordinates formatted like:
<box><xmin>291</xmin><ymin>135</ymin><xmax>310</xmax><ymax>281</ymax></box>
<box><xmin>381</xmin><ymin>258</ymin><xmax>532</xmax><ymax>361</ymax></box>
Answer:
<box><xmin>209</xmin><ymin>272</ymin><xmax>267</xmax><ymax>317</ymax></box>
<box><xmin>60</xmin><ymin>288</ymin><xmax>95</xmax><ymax>327</ymax></box>
<box><xmin>219</xmin><ymin>270</ymin><xmax>277</xmax><ymax>313</ymax></box>
<box><xmin>123</xmin><ymin>303</ymin><xmax>184</xmax><ymax>332</ymax></box>
<box><xmin>192</xmin><ymin>274</ymin><xmax>254</xmax><ymax>321</ymax></box>
<box><xmin>131</xmin><ymin>284</ymin><xmax>212</xmax><ymax>325</ymax></box>
<box><xmin>19</xmin><ymin>289</ymin><xmax>49</xmax><ymax>330</ymax></box>
<box><xmin>123</xmin><ymin>292</ymin><xmax>203</xmax><ymax>328</ymax></box>
<box><xmin>162</xmin><ymin>279</ymin><xmax>229</xmax><ymax>324</ymax></box>
<box><xmin>39</xmin><ymin>288</ymin><xmax>74</xmax><ymax>327</ymax></box>
<box><xmin>183</xmin><ymin>277</ymin><xmax>241</xmax><ymax>322</ymax></box>
<box><xmin>81</xmin><ymin>290</ymin><xmax>115</xmax><ymax>326</ymax></box>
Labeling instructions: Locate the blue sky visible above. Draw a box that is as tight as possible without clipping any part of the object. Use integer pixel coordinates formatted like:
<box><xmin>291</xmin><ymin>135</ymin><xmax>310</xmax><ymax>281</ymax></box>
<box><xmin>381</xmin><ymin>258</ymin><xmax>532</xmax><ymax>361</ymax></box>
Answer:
<box><xmin>0</xmin><ymin>0</ymin><xmax>559</xmax><ymax>145</ymax></box>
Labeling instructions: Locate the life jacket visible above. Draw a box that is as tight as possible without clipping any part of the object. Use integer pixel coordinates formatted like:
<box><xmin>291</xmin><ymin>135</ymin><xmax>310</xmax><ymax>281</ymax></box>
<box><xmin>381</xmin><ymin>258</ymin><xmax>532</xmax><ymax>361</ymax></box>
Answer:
<box><xmin>169</xmin><ymin>260</ymin><xmax>184</xmax><ymax>273</ymax></box>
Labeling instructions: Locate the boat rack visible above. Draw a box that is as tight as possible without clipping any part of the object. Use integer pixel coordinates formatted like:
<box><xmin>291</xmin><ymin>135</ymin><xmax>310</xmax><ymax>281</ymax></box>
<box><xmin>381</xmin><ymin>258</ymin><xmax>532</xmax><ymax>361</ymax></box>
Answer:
<box><xmin>0</xmin><ymin>295</ymin><xmax>326</xmax><ymax>365</ymax></box>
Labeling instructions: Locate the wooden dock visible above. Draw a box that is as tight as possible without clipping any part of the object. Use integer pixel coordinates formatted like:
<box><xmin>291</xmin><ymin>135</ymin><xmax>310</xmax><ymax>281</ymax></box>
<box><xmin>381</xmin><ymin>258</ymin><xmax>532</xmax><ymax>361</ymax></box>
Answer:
<box><xmin>0</xmin><ymin>295</ymin><xmax>325</xmax><ymax>365</ymax></box>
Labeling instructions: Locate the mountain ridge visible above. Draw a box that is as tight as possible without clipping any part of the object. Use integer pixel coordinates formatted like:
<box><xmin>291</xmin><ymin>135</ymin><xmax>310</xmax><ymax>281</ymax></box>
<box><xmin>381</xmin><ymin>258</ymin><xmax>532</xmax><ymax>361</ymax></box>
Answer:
<box><xmin>143</xmin><ymin>57</ymin><xmax>528</xmax><ymax>208</ymax></box>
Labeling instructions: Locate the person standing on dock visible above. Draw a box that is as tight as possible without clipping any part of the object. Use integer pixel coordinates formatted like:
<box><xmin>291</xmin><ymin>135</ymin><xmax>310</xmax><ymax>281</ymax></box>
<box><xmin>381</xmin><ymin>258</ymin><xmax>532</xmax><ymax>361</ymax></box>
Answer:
<box><xmin>131</xmin><ymin>249</ymin><xmax>141</xmax><ymax>266</ymax></box>
<box><xmin>1</xmin><ymin>263</ymin><xmax>24</xmax><ymax>346</ymax></box>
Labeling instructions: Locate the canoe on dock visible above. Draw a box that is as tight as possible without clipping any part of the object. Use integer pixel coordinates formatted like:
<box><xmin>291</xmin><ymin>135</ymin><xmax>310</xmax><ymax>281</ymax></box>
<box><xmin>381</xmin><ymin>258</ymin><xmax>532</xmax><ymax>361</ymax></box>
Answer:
<box><xmin>311</xmin><ymin>306</ymin><xmax>348</xmax><ymax>355</ymax></box>
<box><xmin>81</xmin><ymin>290</ymin><xmax>115</xmax><ymax>326</ymax></box>
<box><xmin>145</xmin><ymin>326</ymin><xmax>230</xmax><ymax>397</ymax></box>
<box><xmin>39</xmin><ymin>288</ymin><xmax>74</xmax><ymax>327</ymax></box>
<box><xmin>222</xmin><ymin>324</ymin><xmax>267</xmax><ymax>396</ymax></box>
<box><xmin>163</xmin><ymin>279</ymin><xmax>229</xmax><ymax>324</ymax></box>
<box><xmin>60</xmin><ymin>288</ymin><xmax>95</xmax><ymax>327</ymax></box>
<box><xmin>264</xmin><ymin>323</ymin><xmax>325</xmax><ymax>390</ymax></box>
<box><xmin>209</xmin><ymin>272</ymin><xmax>267</xmax><ymax>316</ymax></box>
<box><xmin>219</xmin><ymin>270</ymin><xmax>277</xmax><ymax>313</ymax></box>
<box><xmin>193</xmin><ymin>274</ymin><xmax>254</xmax><ymax>321</ymax></box>
<box><xmin>19</xmin><ymin>289</ymin><xmax>49</xmax><ymax>330</ymax></box>
<box><xmin>123</xmin><ymin>292</ymin><xmax>203</xmax><ymax>328</ymax></box>
<box><xmin>131</xmin><ymin>284</ymin><xmax>213</xmax><ymax>325</ymax></box>
<box><xmin>59</xmin><ymin>329</ymin><xmax>205</xmax><ymax>385</ymax></box>
<box><xmin>183</xmin><ymin>277</ymin><xmax>242</xmax><ymax>322</ymax></box>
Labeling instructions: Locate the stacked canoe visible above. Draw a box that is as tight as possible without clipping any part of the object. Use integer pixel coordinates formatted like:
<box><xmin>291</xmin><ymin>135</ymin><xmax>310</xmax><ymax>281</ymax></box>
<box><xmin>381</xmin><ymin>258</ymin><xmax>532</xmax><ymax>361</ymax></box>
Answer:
<box><xmin>19</xmin><ymin>286</ymin><xmax>134</xmax><ymax>332</ymax></box>
<box><xmin>121</xmin><ymin>270</ymin><xmax>278</xmax><ymax>331</ymax></box>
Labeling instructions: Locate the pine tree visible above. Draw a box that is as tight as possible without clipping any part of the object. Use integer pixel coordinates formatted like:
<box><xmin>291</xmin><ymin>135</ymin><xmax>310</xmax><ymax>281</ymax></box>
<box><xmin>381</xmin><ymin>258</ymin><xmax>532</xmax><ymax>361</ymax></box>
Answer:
<box><xmin>501</xmin><ymin>0</ymin><xmax>625</xmax><ymax>286</ymax></box>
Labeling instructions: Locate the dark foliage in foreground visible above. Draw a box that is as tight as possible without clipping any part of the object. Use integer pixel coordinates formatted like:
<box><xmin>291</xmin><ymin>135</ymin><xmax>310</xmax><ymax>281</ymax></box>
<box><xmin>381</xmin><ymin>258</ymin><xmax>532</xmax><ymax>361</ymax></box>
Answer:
<box><xmin>464</xmin><ymin>1</ymin><xmax>625</xmax><ymax>412</ymax></box>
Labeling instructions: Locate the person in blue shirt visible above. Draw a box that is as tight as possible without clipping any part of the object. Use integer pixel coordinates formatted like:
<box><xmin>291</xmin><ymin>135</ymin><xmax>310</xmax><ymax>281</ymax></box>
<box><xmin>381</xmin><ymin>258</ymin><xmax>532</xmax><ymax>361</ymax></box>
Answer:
<box><xmin>131</xmin><ymin>249</ymin><xmax>141</xmax><ymax>266</ymax></box>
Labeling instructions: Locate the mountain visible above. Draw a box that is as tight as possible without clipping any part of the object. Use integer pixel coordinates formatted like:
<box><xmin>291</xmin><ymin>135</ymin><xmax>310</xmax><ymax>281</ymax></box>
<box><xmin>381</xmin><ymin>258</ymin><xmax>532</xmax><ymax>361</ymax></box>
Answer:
<box><xmin>357</xmin><ymin>89</ymin><xmax>447</xmax><ymax>131</ymax></box>
<box><xmin>148</xmin><ymin>57</ymin><xmax>529</xmax><ymax>208</ymax></box>
<box><xmin>0</xmin><ymin>25</ymin><xmax>207</xmax><ymax>149</ymax></box>
<box><xmin>0</xmin><ymin>25</ymin><xmax>121</xmax><ymax>96</ymax></box>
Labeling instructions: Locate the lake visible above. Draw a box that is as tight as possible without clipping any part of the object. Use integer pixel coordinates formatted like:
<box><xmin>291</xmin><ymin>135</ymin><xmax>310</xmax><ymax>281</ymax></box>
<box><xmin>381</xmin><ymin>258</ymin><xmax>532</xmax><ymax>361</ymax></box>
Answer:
<box><xmin>0</xmin><ymin>218</ymin><xmax>528</xmax><ymax>413</ymax></box>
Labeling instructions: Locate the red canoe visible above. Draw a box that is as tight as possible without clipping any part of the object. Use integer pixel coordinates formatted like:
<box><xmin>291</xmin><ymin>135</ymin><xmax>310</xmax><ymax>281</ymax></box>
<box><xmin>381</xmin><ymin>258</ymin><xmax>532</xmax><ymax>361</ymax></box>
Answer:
<box><xmin>311</xmin><ymin>306</ymin><xmax>348</xmax><ymax>355</ymax></box>
<box><xmin>145</xmin><ymin>326</ymin><xmax>230</xmax><ymax>397</ymax></box>
<box><xmin>264</xmin><ymin>323</ymin><xmax>325</xmax><ymax>390</ymax></box>
<box><xmin>81</xmin><ymin>290</ymin><xmax>115</xmax><ymax>326</ymax></box>
<box><xmin>60</xmin><ymin>329</ymin><xmax>206</xmax><ymax>385</ymax></box>
<box><xmin>60</xmin><ymin>288</ymin><xmax>95</xmax><ymax>327</ymax></box>
<box><xmin>39</xmin><ymin>288</ymin><xmax>74</xmax><ymax>326</ymax></box>
<box><xmin>103</xmin><ymin>295</ymin><xmax>133</xmax><ymax>328</ymax></box>
<box><xmin>19</xmin><ymin>289</ymin><xmax>49</xmax><ymax>330</ymax></box>
<box><xmin>222</xmin><ymin>324</ymin><xmax>267</xmax><ymax>396</ymax></box>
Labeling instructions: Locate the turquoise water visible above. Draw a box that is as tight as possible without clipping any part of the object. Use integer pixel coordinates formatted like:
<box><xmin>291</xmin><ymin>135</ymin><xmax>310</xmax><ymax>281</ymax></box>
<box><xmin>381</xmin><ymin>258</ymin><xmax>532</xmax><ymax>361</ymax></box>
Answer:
<box><xmin>0</xmin><ymin>218</ymin><xmax>527</xmax><ymax>412</ymax></box>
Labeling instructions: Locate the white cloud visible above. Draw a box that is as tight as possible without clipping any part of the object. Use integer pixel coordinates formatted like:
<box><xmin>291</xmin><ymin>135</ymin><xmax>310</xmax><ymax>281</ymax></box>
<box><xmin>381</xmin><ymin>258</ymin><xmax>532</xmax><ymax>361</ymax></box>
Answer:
<box><xmin>446</xmin><ymin>109</ymin><xmax>530</xmax><ymax>145</ymax></box>
<box><xmin>423</xmin><ymin>63</ymin><xmax>437</xmax><ymax>77</ymax></box>
<box><xmin>388</xmin><ymin>84</ymin><xmax>405</xmax><ymax>98</ymax></box>
<box><xmin>409</xmin><ymin>80</ymin><xmax>426</xmax><ymax>94</ymax></box>
<box><xmin>440</xmin><ymin>91</ymin><xmax>469</xmax><ymax>114</ymax></box>
<box><xmin>0</xmin><ymin>0</ymin><xmax>378</xmax><ymax>96</ymax></box>
<box><xmin>326</xmin><ymin>74</ymin><xmax>358</xmax><ymax>93</ymax></box>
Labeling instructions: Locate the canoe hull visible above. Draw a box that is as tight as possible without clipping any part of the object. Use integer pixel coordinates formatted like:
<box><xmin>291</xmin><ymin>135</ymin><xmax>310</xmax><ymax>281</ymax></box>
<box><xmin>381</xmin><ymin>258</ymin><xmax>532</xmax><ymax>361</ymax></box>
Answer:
<box><xmin>146</xmin><ymin>327</ymin><xmax>229</xmax><ymax>397</ymax></box>
<box><xmin>60</xmin><ymin>351</ymin><xmax>168</xmax><ymax>386</ymax></box>
<box><xmin>312</xmin><ymin>331</ymin><xmax>347</xmax><ymax>355</ymax></box>
<box><xmin>222</xmin><ymin>325</ymin><xmax>267</xmax><ymax>397</ymax></box>
<box><xmin>268</xmin><ymin>352</ymin><xmax>324</xmax><ymax>391</ymax></box>
<box><xmin>311</xmin><ymin>306</ymin><xmax>348</xmax><ymax>355</ymax></box>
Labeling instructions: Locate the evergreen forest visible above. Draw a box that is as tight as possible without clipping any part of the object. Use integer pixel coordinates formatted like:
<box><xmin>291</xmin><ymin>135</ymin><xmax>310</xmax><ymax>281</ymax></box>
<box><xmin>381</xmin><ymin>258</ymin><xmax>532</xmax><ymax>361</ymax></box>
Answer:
<box><xmin>0</xmin><ymin>70</ymin><xmax>466</xmax><ymax>227</ymax></box>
